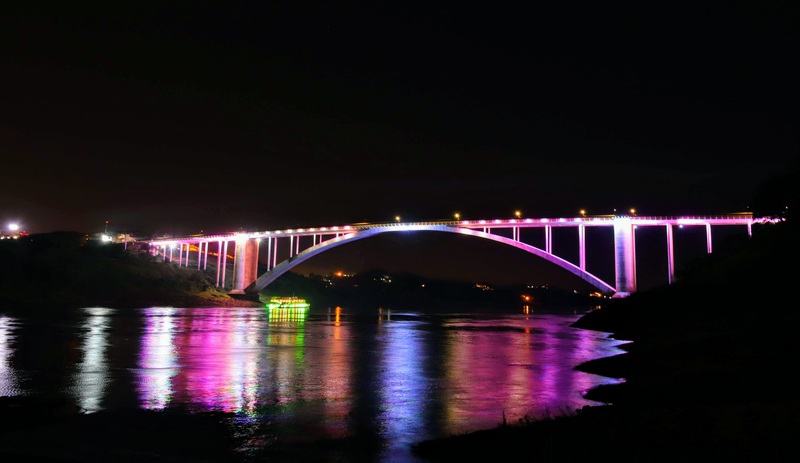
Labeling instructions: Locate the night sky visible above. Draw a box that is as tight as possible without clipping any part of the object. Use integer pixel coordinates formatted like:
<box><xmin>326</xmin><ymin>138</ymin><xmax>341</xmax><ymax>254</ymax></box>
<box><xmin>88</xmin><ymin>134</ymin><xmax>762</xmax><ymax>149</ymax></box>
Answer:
<box><xmin>2</xmin><ymin>3</ymin><xmax>797</xmax><ymax>288</ymax></box>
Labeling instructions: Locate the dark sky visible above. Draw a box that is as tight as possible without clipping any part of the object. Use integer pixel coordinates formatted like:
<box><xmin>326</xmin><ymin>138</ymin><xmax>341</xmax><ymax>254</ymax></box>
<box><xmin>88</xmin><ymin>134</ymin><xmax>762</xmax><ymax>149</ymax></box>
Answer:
<box><xmin>2</xmin><ymin>2</ymin><xmax>797</xmax><ymax>288</ymax></box>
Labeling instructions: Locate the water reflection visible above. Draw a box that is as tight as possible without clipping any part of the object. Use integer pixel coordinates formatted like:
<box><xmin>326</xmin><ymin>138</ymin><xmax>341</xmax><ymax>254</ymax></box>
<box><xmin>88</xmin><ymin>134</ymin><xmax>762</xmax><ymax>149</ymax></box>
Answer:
<box><xmin>72</xmin><ymin>307</ymin><xmax>113</xmax><ymax>413</ymax></box>
<box><xmin>1</xmin><ymin>305</ymin><xmax>624</xmax><ymax>462</ymax></box>
<box><xmin>138</xmin><ymin>307</ymin><xmax>178</xmax><ymax>410</ymax></box>
<box><xmin>0</xmin><ymin>315</ymin><xmax>21</xmax><ymax>397</ymax></box>
<box><xmin>140</xmin><ymin>308</ymin><xmax>266</xmax><ymax>414</ymax></box>
<box><xmin>379</xmin><ymin>321</ymin><xmax>428</xmax><ymax>456</ymax></box>
<box><xmin>314</xmin><ymin>307</ymin><xmax>352</xmax><ymax>438</ymax></box>
<box><xmin>267</xmin><ymin>307</ymin><xmax>308</xmax><ymax>326</ymax></box>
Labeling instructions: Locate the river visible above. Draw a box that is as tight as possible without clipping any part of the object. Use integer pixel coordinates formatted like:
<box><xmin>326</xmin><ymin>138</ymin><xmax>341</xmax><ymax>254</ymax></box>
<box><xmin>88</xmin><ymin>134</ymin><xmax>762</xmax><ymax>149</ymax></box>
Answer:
<box><xmin>0</xmin><ymin>303</ymin><xmax>626</xmax><ymax>462</ymax></box>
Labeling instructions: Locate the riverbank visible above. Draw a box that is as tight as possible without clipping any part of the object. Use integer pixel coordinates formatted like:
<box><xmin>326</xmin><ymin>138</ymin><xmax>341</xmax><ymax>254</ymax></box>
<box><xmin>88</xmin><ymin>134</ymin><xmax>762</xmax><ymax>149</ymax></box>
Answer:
<box><xmin>412</xmin><ymin>220</ymin><xmax>799</xmax><ymax>462</ymax></box>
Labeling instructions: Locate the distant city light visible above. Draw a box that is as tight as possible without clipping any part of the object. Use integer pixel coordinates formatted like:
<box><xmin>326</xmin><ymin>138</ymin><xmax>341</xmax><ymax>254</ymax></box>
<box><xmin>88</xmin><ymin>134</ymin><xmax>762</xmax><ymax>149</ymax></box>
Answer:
<box><xmin>2</xmin><ymin>223</ymin><xmax>27</xmax><ymax>239</ymax></box>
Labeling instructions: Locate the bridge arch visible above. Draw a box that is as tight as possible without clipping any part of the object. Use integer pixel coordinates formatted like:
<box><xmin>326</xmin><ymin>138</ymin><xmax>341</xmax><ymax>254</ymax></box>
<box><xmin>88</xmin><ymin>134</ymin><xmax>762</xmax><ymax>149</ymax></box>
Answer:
<box><xmin>244</xmin><ymin>224</ymin><xmax>615</xmax><ymax>295</ymax></box>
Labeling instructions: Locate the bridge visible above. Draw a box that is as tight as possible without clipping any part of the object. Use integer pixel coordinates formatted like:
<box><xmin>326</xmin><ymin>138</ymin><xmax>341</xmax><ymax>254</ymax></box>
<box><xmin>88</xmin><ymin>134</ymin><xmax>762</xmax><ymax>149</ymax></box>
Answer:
<box><xmin>145</xmin><ymin>213</ymin><xmax>771</xmax><ymax>298</ymax></box>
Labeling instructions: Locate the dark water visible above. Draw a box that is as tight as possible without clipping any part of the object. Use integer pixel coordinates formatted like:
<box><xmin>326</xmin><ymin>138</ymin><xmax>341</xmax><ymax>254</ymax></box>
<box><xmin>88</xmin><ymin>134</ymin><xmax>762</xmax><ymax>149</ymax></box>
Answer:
<box><xmin>0</xmin><ymin>304</ymin><xmax>625</xmax><ymax>462</ymax></box>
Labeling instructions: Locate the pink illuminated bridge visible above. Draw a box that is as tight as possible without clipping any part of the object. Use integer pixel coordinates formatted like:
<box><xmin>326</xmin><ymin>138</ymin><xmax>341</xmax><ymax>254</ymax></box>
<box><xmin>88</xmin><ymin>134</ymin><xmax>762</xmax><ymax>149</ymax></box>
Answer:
<box><xmin>146</xmin><ymin>213</ymin><xmax>778</xmax><ymax>298</ymax></box>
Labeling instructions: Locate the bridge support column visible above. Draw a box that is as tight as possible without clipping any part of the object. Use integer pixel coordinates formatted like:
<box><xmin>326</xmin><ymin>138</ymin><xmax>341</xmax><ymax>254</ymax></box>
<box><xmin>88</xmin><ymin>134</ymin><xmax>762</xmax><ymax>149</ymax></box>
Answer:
<box><xmin>613</xmin><ymin>217</ymin><xmax>636</xmax><ymax>296</ymax></box>
<box><xmin>266</xmin><ymin>237</ymin><xmax>272</xmax><ymax>271</ymax></box>
<box><xmin>221</xmin><ymin>240</ymin><xmax>229</xmax><ymax>289</ymax></box>
<box><xmin>666</xmin><ymin>224</ymin><xmax>675</xmax><ymax>285</ymax></box>
<box><xmin>230</xmin><ymin>238</ymin><xmax>259</xmax><ymax>294</ymax></box>
<box><xmin>215</xmin><ymin>240</ymin><xmax>223</xmax><ymax>287</ymax></box>
<box><xmin>544</xmin><ymin>226</ymin><xmax>552</xmax><ymax>253</ymax></box>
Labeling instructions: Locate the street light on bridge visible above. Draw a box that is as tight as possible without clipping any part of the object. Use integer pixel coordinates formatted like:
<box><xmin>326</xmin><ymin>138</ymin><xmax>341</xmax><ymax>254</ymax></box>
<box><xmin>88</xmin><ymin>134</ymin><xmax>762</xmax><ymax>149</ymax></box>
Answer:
<box><xmin>514</xmin><ymin>210</ymin><xmax>521</xmax><ymax>219</ymax></box>
<box><xmin>454</xmin><ymin>212</ymin><xmax>460</xmax><ymax>221</ymax></box>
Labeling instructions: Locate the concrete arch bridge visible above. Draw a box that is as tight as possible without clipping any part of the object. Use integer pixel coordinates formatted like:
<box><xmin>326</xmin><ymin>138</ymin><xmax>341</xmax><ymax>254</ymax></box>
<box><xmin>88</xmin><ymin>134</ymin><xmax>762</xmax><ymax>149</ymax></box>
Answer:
<box><xmin>146</xmin><ymin>214</ymin><xmax>766</xmax><ymax>298</ymax></box>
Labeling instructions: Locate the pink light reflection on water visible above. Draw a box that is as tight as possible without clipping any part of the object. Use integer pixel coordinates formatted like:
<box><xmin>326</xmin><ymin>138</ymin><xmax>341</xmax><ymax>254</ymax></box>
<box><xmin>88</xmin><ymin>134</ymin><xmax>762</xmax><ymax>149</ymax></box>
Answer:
<box><xmin>137</xmin><ymin>307</ymin><xmax>354</xmax><ymax>422</ymax></box>
<box><xmin>438</xmin><ymin>313</ymin><xmax>623</xmax><ymax>434</ymax></box>
<box><xmin>176</xmin><ymin>308</ymin><xmax>262</xmax><ymax>414</ymax></box>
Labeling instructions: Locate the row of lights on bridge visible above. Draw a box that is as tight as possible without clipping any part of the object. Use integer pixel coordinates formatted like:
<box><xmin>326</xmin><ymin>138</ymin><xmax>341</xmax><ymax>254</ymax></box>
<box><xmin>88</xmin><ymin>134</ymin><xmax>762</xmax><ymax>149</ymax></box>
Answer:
<box><xmin>392</xmin><ymin>209</ymin><xmax>637</xmax><ymax>222</ymax></box>
<box><xmin>582</xmin><ymin>208</ymin><xmax>636</xmax><ymax>217</ymax></box>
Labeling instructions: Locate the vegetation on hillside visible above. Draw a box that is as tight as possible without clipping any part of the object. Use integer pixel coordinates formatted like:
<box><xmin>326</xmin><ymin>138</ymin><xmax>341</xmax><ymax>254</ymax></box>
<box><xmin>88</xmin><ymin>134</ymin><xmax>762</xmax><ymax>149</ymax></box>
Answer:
<box><xmin>0</xmin><ymin>231</ymin><xmax>253</xmax><ymax>312</ymax></box>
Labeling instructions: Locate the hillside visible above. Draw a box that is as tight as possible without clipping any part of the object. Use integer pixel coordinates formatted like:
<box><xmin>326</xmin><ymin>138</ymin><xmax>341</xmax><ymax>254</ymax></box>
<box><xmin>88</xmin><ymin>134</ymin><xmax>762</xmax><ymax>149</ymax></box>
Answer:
<box><xmin>0</xmin><ymin>231</ymin><xmax>258</xmax><ymax>313</ymax></box>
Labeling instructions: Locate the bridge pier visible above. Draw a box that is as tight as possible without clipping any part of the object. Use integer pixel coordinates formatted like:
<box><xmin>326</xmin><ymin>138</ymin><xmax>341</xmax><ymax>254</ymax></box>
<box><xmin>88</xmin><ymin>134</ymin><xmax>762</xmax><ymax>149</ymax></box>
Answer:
<box><xmin>230</xmin><ymin>238</ymin><xmax>259</xmax><ymax>294</ymax></box>
<box><xmin>613</xmin><ymin>217</ymin><xmax>636</xmax><ymax>296</ymax></box>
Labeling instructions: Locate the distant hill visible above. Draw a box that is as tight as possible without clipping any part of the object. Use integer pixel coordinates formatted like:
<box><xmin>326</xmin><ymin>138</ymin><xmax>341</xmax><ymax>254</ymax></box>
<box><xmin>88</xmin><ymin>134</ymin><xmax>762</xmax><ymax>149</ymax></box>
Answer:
<box><xmin>259</xmin><ymin>268</ymin><xmax>605</xmax><ymax>312</ymax></box>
